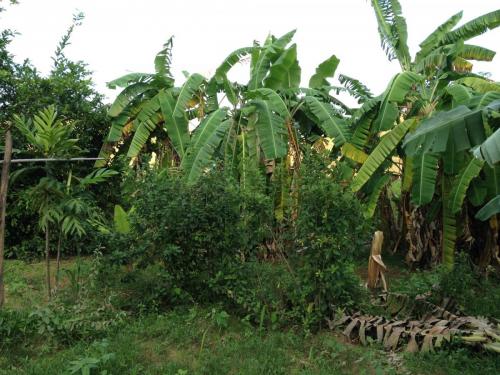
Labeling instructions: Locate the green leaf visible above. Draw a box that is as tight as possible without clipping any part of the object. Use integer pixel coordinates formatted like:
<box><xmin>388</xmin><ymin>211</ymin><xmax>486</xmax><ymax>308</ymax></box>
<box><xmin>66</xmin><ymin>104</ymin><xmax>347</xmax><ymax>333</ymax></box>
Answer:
<box><xmin>126</xmin><ymin>94</ymin><xmax>162</xmax><ymax>157</ymax></box>
<box><xmin>475</xmin><ymin>195</ymin><xmax>500</xmax><ymax>221</ymax></box>
<box><xmin>477</xmin><ymin>92</ymin><xmax>500</xmax><ymax>108</ymax></box>
<box><xmin>349</xmin><ymin>112</ymin><xmax>375</xmax><ymax>149</ymax></box>
<box><xmin>174</xmin><ymin>73</ymin><xmax>205</xmax><ymax>120</ymax></box>
<box><xmin>442</xmin><ymin>176</ymin><xmax>457</xmax><ymax>270</ymax></box>
<box><xmin>264</xmin><ymin>44</ymin><xmax>301</xmax><ymax>90</ymax></box>
<box><xmin>338</xmin><ymin>74</ymin><xmax>373</xmax><ymax>102</ymax></box>
<box><xmin>446</xmin><ymin>84</ymin><xmax>472</xmax><ymax>107</ymax></box>
<box><xmin>247</xmin><ymin>88</ymin><xmax>289</xmax><ymax>118</ymax></box>
<box><xmin>181</xmin><ymin>109</ymin><xmax>229</xmax><ymax>183</ymax></box>
<box><xmin>304</xmin><ymin>96</ymin><xmax>350</xmax><ymax>146</ymax></box>
<box><xmin>456</xmin><ymin>77</ymin><xmax>500</xmax><ymax>93</ymax></box>
<box><xmin>442</xmin><ymin>135</ymin><xmax>466</xmax><ymax>175</ymax></box>
<box><xmin>402</xmin><ymin>156</ymin><xmax>413</xmax><ymax>192</ymax></box>
<box><xmin>252</xmin><ymin>99</ymin><xmax>288</xmax><ymax>159</ymax></box>
<box><xmin>108</xmin><ymin>82</ymin><xmax>151</xmax><ymax>117</ymax></box>
<box><xmin>385</xmin><ymin>72</ymin><xmax>423</xmax><ymax>102</ymax></box>
<box><xmin>448</xmin><ymin>158</ymin><xmax>485</xmax><ymax>213</ymax></box>
<box><xmin>214</xmin><ymin>47</ymin><xmax>254</xmax><ymax>82</ymax></box>
<box><xmin>352</xmin><ymin>118</ymin><xmax>414</xmax><ymax>192</ymax></box>
<box><xmin>473</xmin><ymin>128</ymin><xmax>500</xmax><ymax>166</ymax></box>
<box><xmin>79</xmin><ymin>169</ymin><xmax>119</xmax><ymax>186</ymax></box>
<box><xmin>441</xmin><ymin>10</ymin><xmax>500</xmax><ymax>45</ymax></box>
<box><xmin>364</xmin><ymin>175</ymin><xmax>391</xmax><ymax>218</ymax></box>
<box><xmin>249</xmin><ymin>30</ymin><xmax>296</xmax><ymax>90</ymax></box>
<box><xmin>370</xmin><ymin>0</ymin><xmax>411</xmax><ymax>69</ymax></box>
<box><xmin>158</xmin><ymin>90</ymin><xmax>189</xmax><ymax>158</ymax></box>
<box><xmin>341</xmin><ymin>143</ymin><xmax>369</xmax><ymax>164</ymax></box>
<box><xmin>352</xmin><ymin>96</ymin><xmax>381</xmax><ymax>122</ymax></box>
<box><xmin>416</xmin><ymin>11</ymin><xmax>463</xmax><ymax>62</ymax></box>
<box><xmin>114</xmin><ymin>205</ymin><xmax>130</xmax><ymax>234</ymax></box>
<box><xmin>154</xmin><ymin>37</ymin><xmax>174</xmax><ymax>79</ymax></box>
<box><xmin>107</xmin><ymin>112</ymin><xmax>132</xmax><ymax>142</ymax></box>
<box><xmin>374</xmin><ymin>72</ymin><xmax>422</xmax><ymax>131</ymax></box>
<box><xmin>411</xmin><ymin>152</ymin><xmax>439</xmax><ymax>206</ymax></box>
<box><xmin>107</xmin><ymin>73</ymin><xmax>153</xmax><ymax>89</ymax></box>
<box><xmin>309</xmin><ymin>54</ymin><xmax>340</xmax><ymax>88</ymax></box>
<box><xmin>249</xmin><ymin>48</ymin><xmax>272</xmax><ymax>90</ymax></box>
<box><xmin>374</xmin><ymin>101</ymin><xmax>399</xmax><ymax>132</ymax></box>
<box><xmin>403</xmin><ymin>105</ymin><xmax>486</xmax><ymax>156</ymax></box>
<box><xmin>459</xmin><ymin>44</ymin><xmax>496</xmax><ymax>61</ymax></box>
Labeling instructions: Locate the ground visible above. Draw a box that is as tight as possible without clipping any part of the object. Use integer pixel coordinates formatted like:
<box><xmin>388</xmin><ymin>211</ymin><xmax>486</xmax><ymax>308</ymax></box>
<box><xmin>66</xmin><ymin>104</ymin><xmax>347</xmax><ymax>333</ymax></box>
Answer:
<box><xmin>1</xmin><ymin>258</ymin><xmax>499</xmax><ymax>375</ymax></box>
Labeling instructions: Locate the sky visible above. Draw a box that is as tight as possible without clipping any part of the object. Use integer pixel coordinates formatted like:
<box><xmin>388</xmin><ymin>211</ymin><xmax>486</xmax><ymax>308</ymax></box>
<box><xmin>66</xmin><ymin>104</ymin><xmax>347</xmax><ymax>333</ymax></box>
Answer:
<box><xmin>1</xmin><ymin>0</ymin><xmax>500</xmax><ymax>104</ymax></box>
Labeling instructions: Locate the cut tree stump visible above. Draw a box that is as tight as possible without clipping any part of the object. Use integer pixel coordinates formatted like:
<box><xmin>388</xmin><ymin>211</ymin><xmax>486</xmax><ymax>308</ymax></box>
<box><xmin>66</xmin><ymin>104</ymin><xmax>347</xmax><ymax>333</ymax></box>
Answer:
<box><xmin>367</xmin><ymin>231</ymin><xmax>387</xmax><ymax>291</ymax></box>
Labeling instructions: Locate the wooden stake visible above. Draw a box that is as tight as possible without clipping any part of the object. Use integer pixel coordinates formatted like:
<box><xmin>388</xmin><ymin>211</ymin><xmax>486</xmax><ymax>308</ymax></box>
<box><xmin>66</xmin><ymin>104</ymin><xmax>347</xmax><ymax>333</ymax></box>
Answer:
<box><xmin>0</xmin><ymin>129</ymin><xmax>13</xmax><ymax>308</ymax></box>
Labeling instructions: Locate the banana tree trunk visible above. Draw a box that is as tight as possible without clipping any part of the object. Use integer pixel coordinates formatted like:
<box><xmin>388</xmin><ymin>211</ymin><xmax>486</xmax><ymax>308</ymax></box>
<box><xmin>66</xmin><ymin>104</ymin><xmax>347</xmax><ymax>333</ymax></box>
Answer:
<box><xmin>0</xmin><ymin>128</ymin><xmax>13</xmax><ymax>308</ymax></box>
<box><xmin>404</xmin><ymin>205</ymin><xmax>440</xmax><ymax>267</ymax></box>
<box><xmin>479</xmin><ymin>215</ymin><xmax>500</xmax><ymax>268</ymax></box>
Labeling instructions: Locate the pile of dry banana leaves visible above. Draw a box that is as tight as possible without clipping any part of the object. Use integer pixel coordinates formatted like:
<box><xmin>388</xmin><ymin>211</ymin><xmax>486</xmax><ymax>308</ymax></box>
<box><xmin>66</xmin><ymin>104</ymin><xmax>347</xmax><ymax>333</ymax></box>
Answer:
<box><xmin>328</xmin><ymin>293</ymin><xmax>500</xmax><ymax>354</ymax></box>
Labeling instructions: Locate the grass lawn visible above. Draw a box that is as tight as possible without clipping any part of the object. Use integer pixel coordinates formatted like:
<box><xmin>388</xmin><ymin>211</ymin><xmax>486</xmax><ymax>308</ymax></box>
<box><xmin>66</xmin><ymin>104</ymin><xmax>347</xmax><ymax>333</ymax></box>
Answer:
<box><xmin>1</xmin><ymin>259</ymin><xmax>499</xmax><ymax>375</ymax></box>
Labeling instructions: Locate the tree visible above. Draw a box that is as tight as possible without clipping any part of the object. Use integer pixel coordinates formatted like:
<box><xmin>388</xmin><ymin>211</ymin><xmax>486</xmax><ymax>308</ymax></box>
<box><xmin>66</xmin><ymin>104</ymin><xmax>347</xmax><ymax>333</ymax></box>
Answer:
<box><xmin>13</xmin><ymin>106</ymin><xmax>116</xmax><ymax>298</ymax></box>
<box><xmin>342</xmin><ymin>1</ymin><xmax>500</xmax><ymax>267</ymax></box>
<box><xmin>99</xmin><ymin>31</ymin><xmax>358</xmax><ymax>231</ymax></box>
<box><xmin>97</xmin><ymin>36</ymin><xmax>200</xmax><ymax>166</ymax></box>
<box><xmin>1</xmin><ymin>12</ymin><xmax>113</xmax><ymax>261</ymax></box>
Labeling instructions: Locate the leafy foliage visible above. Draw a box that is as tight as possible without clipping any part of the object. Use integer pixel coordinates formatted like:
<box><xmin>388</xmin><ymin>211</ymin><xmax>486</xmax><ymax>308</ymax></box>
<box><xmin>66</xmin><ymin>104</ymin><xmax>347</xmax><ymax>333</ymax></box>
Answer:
<box><xmin>293</xmin><ymin>152</ymin><xmax>372</xmax><ymax>323</ymax></box>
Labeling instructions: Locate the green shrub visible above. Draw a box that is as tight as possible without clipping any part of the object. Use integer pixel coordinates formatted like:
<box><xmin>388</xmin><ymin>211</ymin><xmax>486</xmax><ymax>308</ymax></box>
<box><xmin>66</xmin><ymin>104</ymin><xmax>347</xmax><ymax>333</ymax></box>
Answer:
<box><xmin>98</xmin><ymin>157</ymin><xmax>374</xmax><ymax>327</ymax></box>
<box><xmin>209</xmin><ymin>260</ymin><xmax>297</xmax><ymax>329</ymax></box>
<box><xmin>437</xmin><ymin>252</ymin><xmax>500</xmax><ymax>318</ymax></box>
<box><xmin>0</xmin><ymin>309</ymin><xmax>35</xmax><ymax>352</ymax></box>
<box><xmin>392</xmin><ymin>252</ymin><xmax>500</xmax><ymax>318</ymax></box>
<box><xmin>292</xmin><ymin>152</ymin><xmax>372</xmax><ymax>324</ymax></box>
<box><xmin>101</xmin><ymin>170</ymin><xmax>273</xmax><ymax>310</ymax></box>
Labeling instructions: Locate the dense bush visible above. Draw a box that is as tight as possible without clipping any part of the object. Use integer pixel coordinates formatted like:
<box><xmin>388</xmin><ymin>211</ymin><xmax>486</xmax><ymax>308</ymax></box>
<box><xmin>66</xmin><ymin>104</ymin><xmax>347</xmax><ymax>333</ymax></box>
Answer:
<box><xmin>0</xmin><ymin>309</ymin><xmax>35</xmax><ymax>352</ymax></box>
<box><xmin>437</xmin><ymin>253</ymin><xmax>500</xmax><ymax>318</ymax></box>
<box><xmin>210</xmin><ymin>260</ymin><xmax>298</xmax><ymax>329</ymax></box>
<box><xmin>98</xmin><ymin>155</ymin><xmax>374</xmax><ymax>328</ymax></box>
<box><xmin>291</xmin><ymin>152</ymin><xmax>373</xmax><ymax>323</ymax></box>
<box><xmin>392</xmin><ymin>252</ymin><xmax>500</xmax><ymax>319</ymax></box>
<box><xmin>101</xmin><ymin>170</ymin><xmax>273</xmax><ymax>309</ymax></box>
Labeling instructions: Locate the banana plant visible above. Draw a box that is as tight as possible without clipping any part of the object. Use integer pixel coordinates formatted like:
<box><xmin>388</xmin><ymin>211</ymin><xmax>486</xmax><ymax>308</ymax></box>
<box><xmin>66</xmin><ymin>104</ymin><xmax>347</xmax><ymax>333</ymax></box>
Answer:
<box><xmin>199</xmin><ymin>30</ymin><xmax>365</xmax><ymax>229</ymax></box>
<box><xmin>97</xmin><ymin>37</ymin><xmax>206</xmax><ymax>167</ymax></box>
<box><xmin>402</xmin><ymin>96</ymin><xmax>500</xmax><ymax>268</ymax></box>
<box><xmin>340</xmin><ymin>1</ymin><xmax>500</xmax><ymax>267</ymax></box>
<box><xmin>209</xmin><ymin>31</ymin><xmax>353</xmax><ymax>176</ymax></box>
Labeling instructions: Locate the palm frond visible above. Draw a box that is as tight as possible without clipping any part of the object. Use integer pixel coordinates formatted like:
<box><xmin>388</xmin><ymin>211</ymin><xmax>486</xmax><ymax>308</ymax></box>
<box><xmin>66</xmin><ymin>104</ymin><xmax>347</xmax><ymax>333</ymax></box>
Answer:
<box><xmin>441</xmin><ymin>10</ymin><xmax>500</xmax><ymax>45</ymax></box>
<box><xmin>416</xmin><ymin>11</ymin><xmax>463</xmax><ymax>62</ymax></box>
<box><xmin>309</xmin><ymin>54</ymin><xmax>340</xmax><ymax>89</ymax></box>
<box><xmin>305</xmin><ymin>96</ymin><xmax>350</xmax><ymax>146</ymax></box>
<box><xmin>338</xmin><ymin>74</ymin><xmax>373</xmax><ymax>102</ymax></box>
<box><xmin>448</xmin><ymin>158</ymin><xmax>484</xmax><ymax>213</ymax></box>
<box><xmin>352</xmin><ymin>118</ymin><xmax>415</xmax><ymax>192</ymax></box>
<box><xmin>411</xmin><ymin>152</ymin><xmax>439</xmax><ymax>206</ymax></box>
<box><xmin>154</xmin><ymin>36</ymin><xmax>174</xmax><ymax>79</ymax></box>
<box><xmin>251</xmin><ymin>99</ymin><xmax>288</xmax><ymax>159</ymax></box>
<box><xmin>370</xmin><ymin>0</ymin><xmax>411</xmax><ymax>69</ymax></box>
<box><xmin>181</xmin><ymin>109</ymin><xmax>229</xmax><ymax>183</ymax></box>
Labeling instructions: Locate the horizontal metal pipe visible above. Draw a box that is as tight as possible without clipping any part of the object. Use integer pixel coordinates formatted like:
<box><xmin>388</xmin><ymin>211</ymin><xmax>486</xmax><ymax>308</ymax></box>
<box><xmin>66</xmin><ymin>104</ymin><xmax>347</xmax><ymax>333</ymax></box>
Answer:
<box><xmin>0</xmin><ymin>157</ymin><xmax>104</xmax><ymax>164</ymax></box>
